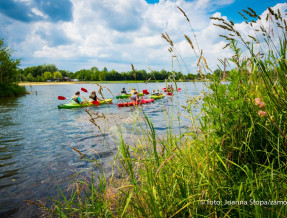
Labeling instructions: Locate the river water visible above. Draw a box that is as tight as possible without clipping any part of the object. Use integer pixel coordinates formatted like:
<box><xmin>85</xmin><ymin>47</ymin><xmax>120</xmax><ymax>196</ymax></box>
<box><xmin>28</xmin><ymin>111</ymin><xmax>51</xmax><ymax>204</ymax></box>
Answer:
<box><xmin>0</xmin><ymin>82</ymin><xmax>206</xmax><ymax>217</ymax></box>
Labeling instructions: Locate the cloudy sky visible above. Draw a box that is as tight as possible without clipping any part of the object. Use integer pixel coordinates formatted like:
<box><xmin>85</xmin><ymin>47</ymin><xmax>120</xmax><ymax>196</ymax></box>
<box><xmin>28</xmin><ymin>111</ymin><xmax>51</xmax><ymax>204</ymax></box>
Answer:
<box><xmin>0</xmin><ymin>0</ymin><xmax>286</xmax><ymax>73</ymax></box>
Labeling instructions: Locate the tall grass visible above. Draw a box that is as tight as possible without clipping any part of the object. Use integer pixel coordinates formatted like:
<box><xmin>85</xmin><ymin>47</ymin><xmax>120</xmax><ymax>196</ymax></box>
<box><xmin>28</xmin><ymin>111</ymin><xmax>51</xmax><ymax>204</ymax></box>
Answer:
<box><xmin>28</xmin><ymin>6</ymin><xmax>287</xmax><ymax>217</ymax></box>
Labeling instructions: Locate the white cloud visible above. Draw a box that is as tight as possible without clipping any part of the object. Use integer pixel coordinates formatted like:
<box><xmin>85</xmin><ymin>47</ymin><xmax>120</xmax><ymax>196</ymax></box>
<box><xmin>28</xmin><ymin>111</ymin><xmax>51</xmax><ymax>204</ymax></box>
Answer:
<box><xmin>31</xmin><ymin>8</ymin><xmax>48</xmax><ymax>18</ymax></box>
<box><xmin>2</xmin><ymin>0</ymin><xmax>286</xmax><ymax>73</ymax></box>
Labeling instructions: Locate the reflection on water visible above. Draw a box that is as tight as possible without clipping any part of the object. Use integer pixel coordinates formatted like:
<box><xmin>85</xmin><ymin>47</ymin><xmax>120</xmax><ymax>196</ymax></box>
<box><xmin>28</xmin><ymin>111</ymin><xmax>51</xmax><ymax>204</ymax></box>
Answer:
<box><xmin>0</xmin><ymin>82</ymin><xmax>206</xmax><ymax>217</ymax></box>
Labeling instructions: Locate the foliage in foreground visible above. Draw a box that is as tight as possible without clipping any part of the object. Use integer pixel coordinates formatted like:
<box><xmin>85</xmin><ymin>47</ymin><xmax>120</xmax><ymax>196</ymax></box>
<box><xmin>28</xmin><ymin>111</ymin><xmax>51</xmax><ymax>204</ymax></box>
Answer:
<box><xmin>29</xmin><ymin>6</ymin><xmax>287</xmax><ymax>217</ymax></box>
<box><xmin>0</xmin><ymin>83</ymin><xmax>26</xmax><ymax>97</ymax></box>
<box><xmin>0</xmin><ymin>38</ymin><xmax>26</xmax><ymax>97</ymax></box>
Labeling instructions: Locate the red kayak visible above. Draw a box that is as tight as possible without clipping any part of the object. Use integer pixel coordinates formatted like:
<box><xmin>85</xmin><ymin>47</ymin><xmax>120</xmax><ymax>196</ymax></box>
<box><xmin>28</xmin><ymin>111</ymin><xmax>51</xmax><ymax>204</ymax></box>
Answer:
<box><xmin>117</xmin><ymin>99</ymin><xmax>154</xmax><ymax>107</ymax></box>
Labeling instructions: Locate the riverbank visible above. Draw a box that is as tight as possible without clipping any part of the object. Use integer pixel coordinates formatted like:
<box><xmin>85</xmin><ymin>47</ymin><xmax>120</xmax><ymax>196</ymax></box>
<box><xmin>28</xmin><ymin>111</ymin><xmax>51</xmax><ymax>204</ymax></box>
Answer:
<box><xmin>19</xmin><ymin>82</ymin><xmax>77</xmax><ymax>86</ymax></box>
<box><xmin>18</xmin><ymin>81</ymin><xmax>155</xmax><ymax>86</ymax></box>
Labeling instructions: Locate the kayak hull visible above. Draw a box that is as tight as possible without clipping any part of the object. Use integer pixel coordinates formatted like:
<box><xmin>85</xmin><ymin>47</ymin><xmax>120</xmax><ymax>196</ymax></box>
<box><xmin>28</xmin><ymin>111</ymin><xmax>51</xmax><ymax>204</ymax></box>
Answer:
<box><xmin>58</xmin><ymin>99</ymin><xmax>112</xmax><ymax>109</ymax></box>
<box><xmin>149</xmin><ymin>94</ymin><xmax>165</xmax><ymax>100</ymax></box>
<box><xmin>117</xmin><ymin>99</ymin><xmax>154</xmax><ymax>107</ymax></box>
<box><xmin>116</xmin><ymin>94</ymin><xmax>131</xmax><ymax>99</ymax></box>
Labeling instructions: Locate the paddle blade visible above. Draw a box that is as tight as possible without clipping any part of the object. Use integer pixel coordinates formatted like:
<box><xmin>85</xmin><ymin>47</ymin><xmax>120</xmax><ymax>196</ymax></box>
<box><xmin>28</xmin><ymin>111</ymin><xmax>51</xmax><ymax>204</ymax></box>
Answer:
<box><xmin>92</xmin><ymin>101</ymin><xmax>100</xmax><ymax>105</ymax></box>
<box><xmin>178</xmin><ymin>88</ymin><xmax>181</xmax><ymax>91</ymax></box>
<box><xmin>143</xmin><ymin>90</ymin><xmax>149</xmax><ymax>95</ymax></box>
<box><xmin>143</xmin><ymin>89</ymin><xmax>148</xmax><ymax>94</ymax></box>
<box><xmin>81</xmin><ymin>88</ymin><xmax>88</xmax><ymax>93</ymax></box>
<box><xmin>58</xmin><ymin>96</ymin><xmax>66</xmax><ymax>100</ymax></box>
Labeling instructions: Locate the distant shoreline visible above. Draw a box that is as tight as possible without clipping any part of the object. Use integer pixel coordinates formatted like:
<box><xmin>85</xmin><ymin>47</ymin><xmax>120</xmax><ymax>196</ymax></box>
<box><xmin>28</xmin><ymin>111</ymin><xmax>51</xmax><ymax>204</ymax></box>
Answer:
<box><xmin>18</xmin><ymin>80</ymin><xmax>206</xmax><ymax>86</ymax></box>
<box><xmin>19</xmin><ymin>82</ymin><xmax>76</xmax><ymax>86</ymax></box>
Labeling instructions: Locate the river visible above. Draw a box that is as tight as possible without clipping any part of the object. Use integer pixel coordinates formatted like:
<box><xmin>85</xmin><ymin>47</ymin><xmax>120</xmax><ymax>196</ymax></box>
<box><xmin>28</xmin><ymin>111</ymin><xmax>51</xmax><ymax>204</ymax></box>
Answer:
<box><xmin>0</xmin><ymin>82</ymin><xmax>206</xmax><ymax>217</ymax></box>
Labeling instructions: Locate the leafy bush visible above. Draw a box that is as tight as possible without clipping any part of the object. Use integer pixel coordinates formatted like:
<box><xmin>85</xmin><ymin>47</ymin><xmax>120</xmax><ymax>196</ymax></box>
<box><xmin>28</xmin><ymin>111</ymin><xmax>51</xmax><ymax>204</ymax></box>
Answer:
<box><xmin>0</xmin><ymin>83</ymin><xmax>26</xmax><ymax>97</ymax></box>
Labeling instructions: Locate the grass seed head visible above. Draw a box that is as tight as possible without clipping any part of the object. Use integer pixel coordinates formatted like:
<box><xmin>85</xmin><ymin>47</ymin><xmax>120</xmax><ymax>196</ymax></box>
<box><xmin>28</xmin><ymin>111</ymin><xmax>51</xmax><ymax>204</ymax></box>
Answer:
<box><xmin>184</xmin><ymin>34</ymin><xmax>194</xmax><ymax>49</ymax></box>
<box><xmin>177</xmin><ymin>6</ymin><xmax>190</xmax><ymax>22</ymax></box>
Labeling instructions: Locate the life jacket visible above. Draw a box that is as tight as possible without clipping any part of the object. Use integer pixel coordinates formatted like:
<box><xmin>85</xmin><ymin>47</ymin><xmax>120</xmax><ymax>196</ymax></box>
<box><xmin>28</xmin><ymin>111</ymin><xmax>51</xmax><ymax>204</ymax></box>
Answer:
<box><xmin>89</xmin><ymin>94</ymin><xmax>97</xmax><ymax>101</ymax></box>
<box><xmin>72</xmin><ymin>95</ymin><xmax>80</xmax><ymax>104</ymax></box>
<box><xmin>130</xmin><ymin>94</ymin><xmax>137</xmax><ymax>101</ymax></box>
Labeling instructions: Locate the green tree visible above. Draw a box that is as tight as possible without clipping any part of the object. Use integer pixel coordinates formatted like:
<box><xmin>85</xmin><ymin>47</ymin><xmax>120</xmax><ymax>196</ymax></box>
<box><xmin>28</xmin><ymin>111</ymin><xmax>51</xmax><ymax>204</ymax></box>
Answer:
<box><xmin>0</xmin><ymin>38</ymin><xmax>26</xmax><ymax>97</ymax></box>
<box><xmin>27</xmin><ymin>73</ymin><xmax>34</xmax><ymax>82</ymax></box>
<box><xmin>98</xmin><ymin>71</ymin><xmax>106</xmax><ymax>81</ymax></box>
<box><xmin>43</xmin><ymin>71</ymin><xmax>53</xmax><ymax>80</ymax></box>
<box><xmin>54</xmin><ymin>71</ymin><xmax>63</xmax><ymax>81</ymax></box>
<box><xmin>0</xmin><ymin>38</ymin><xmax>20</xmax><ymax>84</ymax></box>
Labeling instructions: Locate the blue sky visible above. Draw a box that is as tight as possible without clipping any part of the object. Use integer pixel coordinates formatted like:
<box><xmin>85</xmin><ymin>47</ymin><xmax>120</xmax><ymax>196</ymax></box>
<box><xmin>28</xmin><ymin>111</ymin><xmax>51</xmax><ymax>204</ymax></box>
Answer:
<box><xmin>0</xmin><ymin>0</ymin><xmax>286</xmax><ymax>73</ymax></box>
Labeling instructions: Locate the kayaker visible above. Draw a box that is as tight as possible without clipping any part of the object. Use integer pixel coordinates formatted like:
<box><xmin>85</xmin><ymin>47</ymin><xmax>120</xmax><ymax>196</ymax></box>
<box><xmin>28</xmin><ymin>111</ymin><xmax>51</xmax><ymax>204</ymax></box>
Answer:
<box><xmin>152</xmin><ymin>90</ymin><xmax>160</xmax><ymax>96</ymax></box>
<box><xmin>130</xmin><ymin>88</ymin><xmax>136</xmax><ymax>94</ymax></box>
<box><xmin>170</xmin><ymin>85</ymin><xmax>174</xmax><ymax>91</ymax></box>
<box><xmin>71</xmin><ymin>91</ymin><xmax>82</xmax><ymax>104</ymax></box>
<box><xmin>121</xmin><ymin>88</ymin><xmax>127</xmax><ymax>94</ymax></box>
<box><xmin>130</xmin><ymin>91</ymin><xmax>142</xmax><ymax>103</ymax></box>
<box><xmin>89</xmin><ymin>91</ymin><xmax>102</xmax><ymax>101</ymax></box>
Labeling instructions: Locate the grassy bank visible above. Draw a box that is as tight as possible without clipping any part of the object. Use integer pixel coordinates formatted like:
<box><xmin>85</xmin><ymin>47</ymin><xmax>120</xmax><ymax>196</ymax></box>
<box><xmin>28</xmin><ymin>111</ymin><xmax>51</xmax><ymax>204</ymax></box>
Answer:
<box><xmin>27</xmin><ymin>7</ymin><xmax>287</xmax><ymax>217</ymax></box>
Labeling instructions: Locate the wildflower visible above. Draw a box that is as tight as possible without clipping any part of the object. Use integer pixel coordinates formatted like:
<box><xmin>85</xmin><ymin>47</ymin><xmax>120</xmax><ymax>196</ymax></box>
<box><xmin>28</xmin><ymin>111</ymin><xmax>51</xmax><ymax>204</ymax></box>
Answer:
<box><xmin>259</xmin><ymin>102</ymin><xmax>266</xmax><ymax>108</ymax></box>
<box><xmin>255</xmin><ymin>97</ymin><xmax>261</xmax><ymax>106</ymax></box>
<box><xmin>258</xmin><ymin>110</ymin><xmax>267</xmax><ymax>117</ymax></box>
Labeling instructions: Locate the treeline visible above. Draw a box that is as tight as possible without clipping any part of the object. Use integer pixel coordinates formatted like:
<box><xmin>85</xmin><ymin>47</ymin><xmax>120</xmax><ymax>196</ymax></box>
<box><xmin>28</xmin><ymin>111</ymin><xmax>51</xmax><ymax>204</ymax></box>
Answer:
<box><xmin>18</xmin><ymin>64</ymin><xmax>224</xmax><ymax>82</ymax></box>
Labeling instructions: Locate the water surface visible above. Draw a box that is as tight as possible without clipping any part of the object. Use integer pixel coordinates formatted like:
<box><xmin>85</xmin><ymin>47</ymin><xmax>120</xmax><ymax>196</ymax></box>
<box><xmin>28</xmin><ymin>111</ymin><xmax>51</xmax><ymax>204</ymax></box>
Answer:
<box><xmin>0</xmin><ymin>82</ymin><xmax>206</xmax><ymax>217</ymax></box>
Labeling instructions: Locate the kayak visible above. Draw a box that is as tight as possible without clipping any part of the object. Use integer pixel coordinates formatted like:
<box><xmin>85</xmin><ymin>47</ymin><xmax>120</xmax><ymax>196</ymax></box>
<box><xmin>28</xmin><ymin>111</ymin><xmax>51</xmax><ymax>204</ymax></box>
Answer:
<box><xmin>58</xmin><ymin>99</ymin><xmax>112</xmax><ymax>109</ymax></box>
<box><xmin>116</xmin><ymin>93</ymin><xmax>131</xmax><ymax>99</ymax></box>
<box><xmin>163</xmin><ymin>89</ymin><xmax>174</xmax><ymax>92</ymax></box>
<box><xmin>149</xmin><ymin>94</ymin><xmax>165</xmax><ymax>100</ymax></box>
<box><xmin>117</xmin><ymin>99</ymin><xmax>154</xmax><ymax>107</ymax></box>
<box><xmin>116</xmin><ymin>93</ymin><xmax>144</xmax><ymax>99</ymax></box>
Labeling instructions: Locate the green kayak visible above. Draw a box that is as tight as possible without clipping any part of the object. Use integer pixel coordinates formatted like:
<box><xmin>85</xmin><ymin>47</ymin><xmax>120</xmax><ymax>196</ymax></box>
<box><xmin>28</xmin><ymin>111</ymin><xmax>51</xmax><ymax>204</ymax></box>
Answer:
<box><xmin>149</xmin><ymin>94</ymin><xmax>165</xmax><ymax>100</ymax></box>
<box><xmin>58</xmin><ymin>99</ymin><xmax>112</xmax><ymax>109</ymax></box>
<box><xmin>116</xmin><ymin>94</ymin><xmax>131</xmax><ymax>99</ymax></box>
<box><xmin>116</xmin><ymin>93</ymin><xmax>144</xmax><ymax>99</ymax></box>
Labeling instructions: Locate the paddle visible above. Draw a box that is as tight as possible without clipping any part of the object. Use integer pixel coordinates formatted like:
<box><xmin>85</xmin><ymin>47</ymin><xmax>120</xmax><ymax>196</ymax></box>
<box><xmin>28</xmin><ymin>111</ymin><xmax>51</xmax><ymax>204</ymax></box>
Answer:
<box><xmin>81</xmin><ymin>87</ymin><xmax>88</xmax><ymax>93</ymax></box>
<box><xmin>80</xmin><ymin>88</ymin><xmax>100</xmax><ymax>105</ymax></box>
<box><xmin>58</xmin><ymin>96</ymin><xmax>68</xmax><ymax>100</ymax></box>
